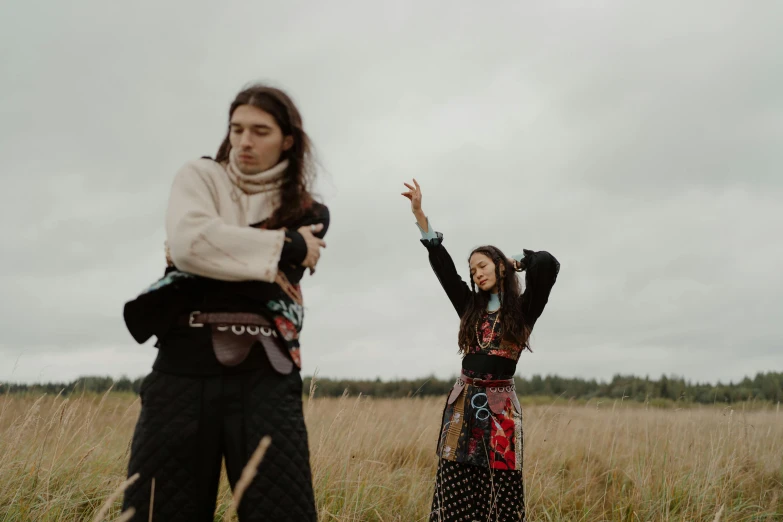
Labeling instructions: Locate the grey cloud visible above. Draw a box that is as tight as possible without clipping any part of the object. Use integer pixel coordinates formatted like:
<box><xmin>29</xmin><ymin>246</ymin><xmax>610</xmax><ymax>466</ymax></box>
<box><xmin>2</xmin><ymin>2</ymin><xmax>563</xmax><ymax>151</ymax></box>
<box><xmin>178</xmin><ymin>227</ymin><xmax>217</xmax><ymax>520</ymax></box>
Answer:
<box><xmin>1</xmin><ymin>1</ymin><xmax>781</xmax><ymax>384</ymax></box>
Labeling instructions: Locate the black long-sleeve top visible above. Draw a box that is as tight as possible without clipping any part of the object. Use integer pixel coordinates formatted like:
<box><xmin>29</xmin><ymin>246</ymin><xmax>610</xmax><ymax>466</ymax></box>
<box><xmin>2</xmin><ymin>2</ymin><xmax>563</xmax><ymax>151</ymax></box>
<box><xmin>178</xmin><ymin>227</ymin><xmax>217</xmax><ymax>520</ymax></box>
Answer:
<box><xmin>419</xmin><ymin>227</ymin><xmax>560</xmax><ymax>377</ymax></box>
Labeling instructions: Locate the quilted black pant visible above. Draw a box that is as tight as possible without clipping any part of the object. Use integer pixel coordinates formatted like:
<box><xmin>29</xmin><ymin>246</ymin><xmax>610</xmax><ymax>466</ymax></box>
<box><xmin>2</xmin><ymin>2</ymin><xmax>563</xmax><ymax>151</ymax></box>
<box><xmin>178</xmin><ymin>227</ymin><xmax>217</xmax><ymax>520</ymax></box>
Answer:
<box><xmin>121</xmin><ymin>365</ymin><xmax>317</xmax><ymax>521</ymax></box>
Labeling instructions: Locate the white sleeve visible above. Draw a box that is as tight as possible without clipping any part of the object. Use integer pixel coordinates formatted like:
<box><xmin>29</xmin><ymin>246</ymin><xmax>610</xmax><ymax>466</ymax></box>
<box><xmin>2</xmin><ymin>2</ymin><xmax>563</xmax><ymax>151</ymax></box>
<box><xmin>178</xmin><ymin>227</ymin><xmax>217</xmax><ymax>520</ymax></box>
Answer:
<box><xmin>164</xmin><ymin>161</ymin><xmax>285</xmax><ymax>282</ymax></box>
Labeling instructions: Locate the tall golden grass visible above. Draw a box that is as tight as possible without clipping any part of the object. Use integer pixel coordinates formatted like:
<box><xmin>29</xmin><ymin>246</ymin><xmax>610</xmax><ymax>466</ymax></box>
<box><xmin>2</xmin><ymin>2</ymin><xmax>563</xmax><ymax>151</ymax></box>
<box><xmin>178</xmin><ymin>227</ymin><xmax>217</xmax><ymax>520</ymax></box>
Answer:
<box><xmin>0</xmin><ymin>388</ymin><xmax>780</xmax><ymax>521</ymax></box>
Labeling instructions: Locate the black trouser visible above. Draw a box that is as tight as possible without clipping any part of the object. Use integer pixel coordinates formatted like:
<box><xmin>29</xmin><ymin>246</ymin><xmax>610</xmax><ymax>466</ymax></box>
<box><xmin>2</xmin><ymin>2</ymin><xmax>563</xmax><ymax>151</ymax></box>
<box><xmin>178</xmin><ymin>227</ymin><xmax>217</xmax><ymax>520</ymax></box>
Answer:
<box><xmin>121</xmin><ymin>363</ymin><xmax>317</xmax><ymax>521</ymax></box>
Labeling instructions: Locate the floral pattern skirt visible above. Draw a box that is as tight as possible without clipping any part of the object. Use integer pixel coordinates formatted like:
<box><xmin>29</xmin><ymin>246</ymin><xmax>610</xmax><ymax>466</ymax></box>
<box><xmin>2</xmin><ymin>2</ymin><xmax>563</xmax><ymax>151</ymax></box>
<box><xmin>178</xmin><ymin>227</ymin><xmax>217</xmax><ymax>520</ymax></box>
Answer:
<box><xmin>429</xmin><ymin>372</ymin><xmax>525</xmax><ymax>521</ymax></box>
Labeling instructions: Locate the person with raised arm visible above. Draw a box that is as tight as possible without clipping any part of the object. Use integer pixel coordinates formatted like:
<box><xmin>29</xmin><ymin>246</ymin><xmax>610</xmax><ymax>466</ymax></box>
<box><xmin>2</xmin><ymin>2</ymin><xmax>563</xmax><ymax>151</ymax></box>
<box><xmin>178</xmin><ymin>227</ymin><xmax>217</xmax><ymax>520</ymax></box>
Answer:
<box><xmin>402</xmin><ymin>179</ymin><xmax>559</xmax><ymax>522</ymax></box>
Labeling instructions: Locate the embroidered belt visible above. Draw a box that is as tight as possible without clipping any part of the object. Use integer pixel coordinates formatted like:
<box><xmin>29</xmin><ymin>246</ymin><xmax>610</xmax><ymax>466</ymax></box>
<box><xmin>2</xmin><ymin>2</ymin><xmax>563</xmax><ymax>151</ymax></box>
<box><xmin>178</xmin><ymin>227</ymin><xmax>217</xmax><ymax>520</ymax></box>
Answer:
<box><xmin>177</xmin><ymin>311</ymin><xmax>294</xmax><ymax>374</ymax></box>
<box><xmin>458</xmin><ymin>374</ymin><xmax>515</xmax><ymax>389</ymax></box>
<box><xmin>447</xmin><ymin>373</ymin><xmax>520</xmax><ymax>414</ymax></box>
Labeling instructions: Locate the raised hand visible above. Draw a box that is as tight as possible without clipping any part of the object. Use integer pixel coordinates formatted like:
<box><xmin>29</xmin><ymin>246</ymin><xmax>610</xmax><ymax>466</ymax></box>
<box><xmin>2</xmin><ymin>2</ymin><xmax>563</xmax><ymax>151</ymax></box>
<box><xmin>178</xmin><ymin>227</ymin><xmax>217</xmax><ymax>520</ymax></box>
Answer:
<box><xmin>401</xmin><ymin>179</ymin><xmax>423</xmax><ymax>213</ymax></box>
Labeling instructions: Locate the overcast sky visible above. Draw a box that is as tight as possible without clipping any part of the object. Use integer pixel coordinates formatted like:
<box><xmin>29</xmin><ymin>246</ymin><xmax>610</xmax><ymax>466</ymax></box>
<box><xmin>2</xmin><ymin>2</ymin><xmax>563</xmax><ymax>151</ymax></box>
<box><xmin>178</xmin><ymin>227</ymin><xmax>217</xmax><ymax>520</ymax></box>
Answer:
<box><xmin>1</xmin><ymin>1</ymin><xmax>781</xmax><ymax>385</ymax></box>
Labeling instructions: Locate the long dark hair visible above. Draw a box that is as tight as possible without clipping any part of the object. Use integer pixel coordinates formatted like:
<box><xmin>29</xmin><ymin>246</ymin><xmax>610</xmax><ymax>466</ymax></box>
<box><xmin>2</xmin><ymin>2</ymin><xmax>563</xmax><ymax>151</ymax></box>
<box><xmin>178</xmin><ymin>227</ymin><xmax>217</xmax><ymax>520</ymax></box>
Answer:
<box><xmin>215</xmin><ymin>84</ymin><xmax>316</xmax><ymax>228</ymax></box>
<box><xmin>457</xmin><ymin>245</ymin><xmax>531</xmax><ymax>354</ymax></box>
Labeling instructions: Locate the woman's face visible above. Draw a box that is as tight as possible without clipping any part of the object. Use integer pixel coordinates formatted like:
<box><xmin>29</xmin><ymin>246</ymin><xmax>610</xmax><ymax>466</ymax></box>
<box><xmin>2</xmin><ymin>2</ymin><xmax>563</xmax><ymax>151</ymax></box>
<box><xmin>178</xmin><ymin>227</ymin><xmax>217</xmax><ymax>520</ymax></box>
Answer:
<box><xmin>469</xmin><ymin>252</ymin><xmax>499</xmax><ymax>293</ymax></box>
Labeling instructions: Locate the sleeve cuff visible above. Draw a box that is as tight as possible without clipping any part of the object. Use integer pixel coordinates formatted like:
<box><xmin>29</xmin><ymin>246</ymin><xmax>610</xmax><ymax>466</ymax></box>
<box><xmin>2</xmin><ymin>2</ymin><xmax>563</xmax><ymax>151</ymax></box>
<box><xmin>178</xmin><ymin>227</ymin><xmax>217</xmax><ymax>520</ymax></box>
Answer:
<box><xmin>280</xmin><ymin>230</ymin><xmax>308</xmax><ymax>265</ymax></box>
<box><xmin>420</xmin><ymin>231</ymin><xmax>444</xmax><ymax>248</ymax></box>
<box><xmin>416</xmin><ymin>217</ymin><xmax>439</xmax><ymax>241</ymax></box>
<box><xmin>511</xmin><ymin>252</ymin><xmax>527</xmax><ymax>271</ymax></box>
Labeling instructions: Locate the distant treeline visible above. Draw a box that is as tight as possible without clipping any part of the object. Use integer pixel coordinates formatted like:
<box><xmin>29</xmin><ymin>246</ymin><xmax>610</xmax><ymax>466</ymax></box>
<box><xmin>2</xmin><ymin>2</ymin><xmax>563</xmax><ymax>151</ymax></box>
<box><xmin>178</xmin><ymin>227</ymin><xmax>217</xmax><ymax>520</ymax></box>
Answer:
<box><xmin>0</xmin><ymin>376</ymin><xmax>145</xmax><ymax>396</ymax></box>
<box><xmin>1</xmin><ymin>372</ymin><xmax>782</xmax><ymax>404</ymax></box>
<box><xmin>303</xmin><ymin>372</ymin><xmax>783</xmax><ymax>404</ymax></box>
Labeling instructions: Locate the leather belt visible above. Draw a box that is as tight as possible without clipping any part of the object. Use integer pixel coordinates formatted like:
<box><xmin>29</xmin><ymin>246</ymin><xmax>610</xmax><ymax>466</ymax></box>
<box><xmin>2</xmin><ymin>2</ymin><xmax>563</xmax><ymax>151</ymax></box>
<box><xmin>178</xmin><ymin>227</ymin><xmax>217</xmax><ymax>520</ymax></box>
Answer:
<box><xmin>175</xmin><ymin>311</ymin><xmax>294</xmax><ymax>373</ymax></box>
<box><xmin>448</xmin><ymin>373</ymin><xmax>519</xmax><ymax>410</ymax></box>
<box><xmin>179</xmin><ymin>311</ymin><xmax>271</xmax><ymax>328</ymax></box>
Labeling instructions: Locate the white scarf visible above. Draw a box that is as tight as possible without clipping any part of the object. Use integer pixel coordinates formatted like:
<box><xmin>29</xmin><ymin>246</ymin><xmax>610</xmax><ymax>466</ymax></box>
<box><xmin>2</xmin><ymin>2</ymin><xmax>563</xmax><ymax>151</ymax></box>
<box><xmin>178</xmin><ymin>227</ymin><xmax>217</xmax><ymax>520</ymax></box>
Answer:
<box><xmin>226</xmin><ymin>148</ymin><xmax>289</xmax><ymax>194</ymax></box>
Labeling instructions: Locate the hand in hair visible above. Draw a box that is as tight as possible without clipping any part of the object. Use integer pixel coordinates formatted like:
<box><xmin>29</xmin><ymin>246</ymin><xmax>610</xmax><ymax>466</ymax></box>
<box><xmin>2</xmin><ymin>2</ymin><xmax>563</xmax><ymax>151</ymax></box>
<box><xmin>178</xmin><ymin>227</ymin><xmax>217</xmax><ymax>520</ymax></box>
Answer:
<box><xmin>507</xmin><ymin>257</ymin><xmax>525</xmax><ymax>272</ymax></box>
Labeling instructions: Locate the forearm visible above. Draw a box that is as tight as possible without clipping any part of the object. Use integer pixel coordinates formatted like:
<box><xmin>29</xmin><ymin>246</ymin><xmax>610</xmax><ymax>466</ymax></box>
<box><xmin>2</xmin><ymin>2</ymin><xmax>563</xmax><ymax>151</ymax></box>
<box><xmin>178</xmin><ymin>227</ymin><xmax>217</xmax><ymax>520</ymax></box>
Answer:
<box><xmin>520</xmin><ymin>250</ymin><xmax>560</xmax><ymax>320</ymax></box>
<box><xmin>425</xmin><ymin>240</ymin><xmax>471</xmax><ymax>317</ymax></box>
<box><xmin>165</xmin><ymin>162</ymin><xmax>305</xmax><ymax>282</ymax></box>
<box><xmin>413</xmin><ymin>209</ymin><xmax>429</xmax><ymax>233</ymax></box>
<box><xmin>415</xmin><ymin>221</ymin><xmax>471</xmax><ymax>316</ymax></box>
<box><xmin>166</xmin><ymin>214</ymin><xmax>286</xmax><ymax>282</ymax></box>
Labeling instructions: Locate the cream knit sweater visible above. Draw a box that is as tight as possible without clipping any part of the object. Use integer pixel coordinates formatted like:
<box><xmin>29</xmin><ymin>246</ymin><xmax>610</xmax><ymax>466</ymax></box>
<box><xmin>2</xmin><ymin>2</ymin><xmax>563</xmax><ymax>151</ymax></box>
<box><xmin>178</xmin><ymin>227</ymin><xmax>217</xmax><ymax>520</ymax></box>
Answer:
<box><xmin>165</xmin><ymin>152</ymin><xmax>290</xmax><ymax>283</ymax></box>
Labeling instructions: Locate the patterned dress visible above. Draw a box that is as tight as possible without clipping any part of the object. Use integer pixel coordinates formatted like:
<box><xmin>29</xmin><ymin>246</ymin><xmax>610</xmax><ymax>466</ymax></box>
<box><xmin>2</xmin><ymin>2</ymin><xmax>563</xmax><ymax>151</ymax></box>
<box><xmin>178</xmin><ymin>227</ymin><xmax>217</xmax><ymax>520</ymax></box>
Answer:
<box><xmin>418</xmin><ymin>231</ymin><xmax>560</xmax><ymax>522</ymax></box>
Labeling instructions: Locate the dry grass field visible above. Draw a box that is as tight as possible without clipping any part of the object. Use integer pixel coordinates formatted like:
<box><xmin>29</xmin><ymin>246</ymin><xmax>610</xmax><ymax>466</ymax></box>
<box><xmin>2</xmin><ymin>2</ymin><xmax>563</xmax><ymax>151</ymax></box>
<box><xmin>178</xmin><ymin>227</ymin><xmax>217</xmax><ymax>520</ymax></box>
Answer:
<box><xmin>0</xmin><ymin>388</ymin><xmax>781</xmax><ymax>521</ymax></box>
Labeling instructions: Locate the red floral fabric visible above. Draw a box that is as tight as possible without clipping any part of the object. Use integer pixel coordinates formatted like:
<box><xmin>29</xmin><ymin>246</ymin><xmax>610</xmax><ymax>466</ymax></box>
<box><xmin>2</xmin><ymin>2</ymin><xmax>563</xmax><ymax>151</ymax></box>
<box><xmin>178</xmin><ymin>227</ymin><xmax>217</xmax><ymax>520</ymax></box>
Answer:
<box><xmin>489</xmin><ymin>400</ymin><xmax>517</xmax><ymax>469</ymax></box>
<box><xmin>468</xmin><ymin>311</ymin><xmax>524</xmax><ymax>361</ymax></box>
<box><xmin>274</xmin><ymin>315</ymin><xmax>298</xmax><ymax>342</ymax></box>
<box><xmin>436</xmin><ymin>379</ymin><xmax>523</xmax><ymax>471</ymax></box>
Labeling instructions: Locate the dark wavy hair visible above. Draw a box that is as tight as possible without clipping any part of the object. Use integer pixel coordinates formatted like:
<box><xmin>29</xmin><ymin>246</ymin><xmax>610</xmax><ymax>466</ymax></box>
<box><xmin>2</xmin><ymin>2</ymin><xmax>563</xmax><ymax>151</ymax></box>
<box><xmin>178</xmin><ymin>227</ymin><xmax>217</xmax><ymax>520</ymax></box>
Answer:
<box><xmin>215</xmin><ymin>84</ymin><xmax>315</xmax><ymax>228</ymax></box>
<box><xmin>457</xmin><ymin>245</ymin><xmax>531</xmax><ymax>354</ymax></box>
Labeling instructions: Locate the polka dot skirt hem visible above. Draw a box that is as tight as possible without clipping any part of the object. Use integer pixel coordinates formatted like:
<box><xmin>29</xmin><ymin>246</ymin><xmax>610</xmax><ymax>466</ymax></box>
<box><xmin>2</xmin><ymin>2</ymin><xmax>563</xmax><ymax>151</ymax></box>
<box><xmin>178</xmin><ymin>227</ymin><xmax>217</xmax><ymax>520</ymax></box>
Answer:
<box><xmin>429</xmin><ymin>459</ymin><xmax>525</xmax><ymax>522</ymax></box>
